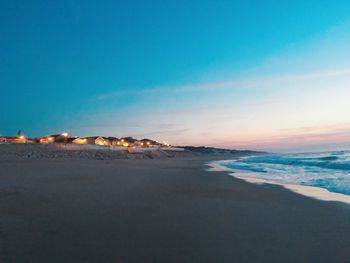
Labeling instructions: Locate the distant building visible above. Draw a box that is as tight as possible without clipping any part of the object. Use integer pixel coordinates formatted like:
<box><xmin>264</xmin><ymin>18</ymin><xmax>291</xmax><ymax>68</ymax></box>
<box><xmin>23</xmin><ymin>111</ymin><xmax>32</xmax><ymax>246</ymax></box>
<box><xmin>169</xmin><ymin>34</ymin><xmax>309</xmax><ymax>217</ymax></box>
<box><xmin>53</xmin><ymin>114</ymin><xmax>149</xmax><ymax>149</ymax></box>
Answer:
<box><xmin>110</xmin><ymin>138</ymin><xmax>121</xmax><ymax>146</ymax></box>
<box><xmin>119</xmin><ymin>137</ymin><xmax>137</xmax><ymax>147</ymax></box>
<box><xmin>0</xmin><ymin>134</ymin><xmax>26</xmax><ymax>143</ymax></box>
<box><xmin>24</xmin><ymin>138</ymin><xmax>35</xmax><ymax>144</ymax></box>
<box><xmin>140</xmin><ymin>138</ymin><xmax>160</xmax><ymax>148</ymax></box>
<box><xmin>95</xmin><ymin>136</ymin><xmax>111</xmax><ymax>146</ymax></box>
<box><xmin>72</xmin><ymin>137</ymin><xmax>88</xmax><ymax>145</ymax></box>
<box><xmin>81</xmin><ymin>136</ymin><xmax>111</xmax><ymax>146</ymax></box>
<box><xmin>107</xmin><ymin>137</ymin><xmax>118</xmax><ymax>142</ymax></box>
<box><xmin>38</xmin><ymin>133</ymin><xmax>71</xmax><ymax>144</ymax></box>
<box><xmin>0</xmin><ymin>136</ymin><xmax>17</xmax><ymax>143</ymax></box>
<box><xmin>48</xmin><ymin>134</ymin><xmax>70</xmax><ymax>143</ymax></box>
<box><xmin>39</xmin><ymin>136</ymin><xmax>55</xmax><ymax>144</ymax></box>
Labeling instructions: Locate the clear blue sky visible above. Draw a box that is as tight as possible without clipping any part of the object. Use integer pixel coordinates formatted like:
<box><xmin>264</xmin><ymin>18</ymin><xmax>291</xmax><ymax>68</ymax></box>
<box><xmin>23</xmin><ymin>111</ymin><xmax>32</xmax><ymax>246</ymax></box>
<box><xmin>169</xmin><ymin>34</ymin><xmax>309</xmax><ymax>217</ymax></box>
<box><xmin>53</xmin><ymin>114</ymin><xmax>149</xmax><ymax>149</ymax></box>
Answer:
<box><xmin>1</xmin><ymin>1</ymin><xmax>350</xmax><ymax>151</ymax></box>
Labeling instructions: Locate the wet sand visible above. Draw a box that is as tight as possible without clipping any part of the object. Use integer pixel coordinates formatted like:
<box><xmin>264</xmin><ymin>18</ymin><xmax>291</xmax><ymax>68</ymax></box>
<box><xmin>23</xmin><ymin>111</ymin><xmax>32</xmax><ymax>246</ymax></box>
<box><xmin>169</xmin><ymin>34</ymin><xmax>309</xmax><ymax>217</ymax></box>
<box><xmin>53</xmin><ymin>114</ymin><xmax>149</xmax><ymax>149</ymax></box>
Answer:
<box><xmin>1</xmin><ymin>147</ymin><xmax>350</xmax><ymax>262</ymax></box>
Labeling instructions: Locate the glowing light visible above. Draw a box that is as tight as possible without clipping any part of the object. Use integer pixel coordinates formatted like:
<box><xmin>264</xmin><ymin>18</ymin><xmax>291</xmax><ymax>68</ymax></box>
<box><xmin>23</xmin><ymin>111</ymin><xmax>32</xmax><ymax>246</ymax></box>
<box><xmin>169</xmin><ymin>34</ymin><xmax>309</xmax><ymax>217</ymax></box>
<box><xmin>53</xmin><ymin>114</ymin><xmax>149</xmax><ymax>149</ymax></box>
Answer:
<box><xmin>123</xmin><ymin>143</ymin><xmax>129</xmax><ymax>147</ymax></box>
<box><xmin>96</xmin><ymin>141</ymin><xmax>104</xmax><ymax>146</ymax></box>
<box><xmin>40</xmin><ymin>136</ymin><xmax>54</xmax><ymax>144</ymax></box>
<box><xmin>62</xmin><ymin>133</ymin><xmax>68</xmax><ymax>137</ymax></box>
<box><xmin>73</xmin><ymin>138</ymin><xmax>87</xmax><ymax>144</ymax></box>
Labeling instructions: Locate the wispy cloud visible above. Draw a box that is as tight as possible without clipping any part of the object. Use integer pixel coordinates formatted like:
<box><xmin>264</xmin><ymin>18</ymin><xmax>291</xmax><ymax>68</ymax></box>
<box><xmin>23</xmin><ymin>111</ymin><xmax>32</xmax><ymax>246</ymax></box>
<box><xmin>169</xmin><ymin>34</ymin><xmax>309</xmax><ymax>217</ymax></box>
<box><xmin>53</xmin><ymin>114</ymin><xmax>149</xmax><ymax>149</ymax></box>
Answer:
<box><xmin>97</xmin><ymin>67</ymin><xmax>350</xmax><ymax>100</ymax></box>
<box><xmin>209</xmin><ymin>123</ymin><xmax>350</xmax><ymax>152</ymax></box>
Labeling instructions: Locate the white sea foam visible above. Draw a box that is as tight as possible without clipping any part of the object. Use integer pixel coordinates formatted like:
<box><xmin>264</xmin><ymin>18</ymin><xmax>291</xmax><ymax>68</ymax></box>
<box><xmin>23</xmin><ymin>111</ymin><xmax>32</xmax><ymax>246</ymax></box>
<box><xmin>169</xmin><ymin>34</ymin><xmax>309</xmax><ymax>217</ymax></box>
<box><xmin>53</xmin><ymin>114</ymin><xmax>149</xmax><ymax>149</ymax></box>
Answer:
<box><xmin>207</xmin><ymin>157</ymin><xmax>350</xmax><ymax>205</ymax></box>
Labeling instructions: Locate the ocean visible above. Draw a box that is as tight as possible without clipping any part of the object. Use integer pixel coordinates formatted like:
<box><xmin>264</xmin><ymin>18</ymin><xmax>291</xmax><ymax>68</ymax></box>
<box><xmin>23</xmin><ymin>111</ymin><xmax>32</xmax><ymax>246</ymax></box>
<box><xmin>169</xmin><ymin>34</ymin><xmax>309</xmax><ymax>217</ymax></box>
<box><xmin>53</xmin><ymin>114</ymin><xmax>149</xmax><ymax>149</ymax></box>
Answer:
<box><xmin>222</xmin><ymin>151</ymin><xmax>350</xmax><ymax>196</ymax></box>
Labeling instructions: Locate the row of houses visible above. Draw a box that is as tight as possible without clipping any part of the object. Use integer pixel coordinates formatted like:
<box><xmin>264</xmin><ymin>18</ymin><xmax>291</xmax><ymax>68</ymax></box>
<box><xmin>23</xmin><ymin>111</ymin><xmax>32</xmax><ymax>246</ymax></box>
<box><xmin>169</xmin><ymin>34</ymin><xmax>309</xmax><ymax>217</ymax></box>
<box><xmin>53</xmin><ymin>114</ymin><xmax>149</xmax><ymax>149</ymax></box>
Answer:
<box><xmin>0</xmin><ymin>132</ymin><xmax>169</xmax><ymax>148</ymax></box>
<box><xmin>0</xmin><ymin>136</ymin><xmax>26</xmax><ymax>143</ymax></box>
<box><xmin>0</xmin><ymin>130</ymin><xmax>27</xmax><ymax>143</ymax></box>
<box><xmin>39</xmin><ymin>135</ymin><xmax>163</xmax><ymax>147</ymax></box>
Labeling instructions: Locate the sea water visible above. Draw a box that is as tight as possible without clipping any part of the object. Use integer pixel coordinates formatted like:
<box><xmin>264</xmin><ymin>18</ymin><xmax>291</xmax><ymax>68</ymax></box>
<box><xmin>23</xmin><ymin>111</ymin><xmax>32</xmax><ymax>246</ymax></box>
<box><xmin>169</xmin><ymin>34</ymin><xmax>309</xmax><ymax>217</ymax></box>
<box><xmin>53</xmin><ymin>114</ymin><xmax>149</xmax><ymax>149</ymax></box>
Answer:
<box><xmin>222</xmin><ymin>151</ymin><xmax>350</xmax><ymax>196</ymax></box>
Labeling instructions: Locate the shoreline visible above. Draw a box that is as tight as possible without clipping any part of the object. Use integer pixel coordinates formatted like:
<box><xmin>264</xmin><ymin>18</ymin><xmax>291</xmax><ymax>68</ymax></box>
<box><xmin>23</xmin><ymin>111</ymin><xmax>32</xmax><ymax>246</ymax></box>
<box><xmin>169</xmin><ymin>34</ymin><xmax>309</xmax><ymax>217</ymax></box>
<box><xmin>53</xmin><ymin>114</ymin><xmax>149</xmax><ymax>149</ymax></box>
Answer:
<box><xmin>2</xmin><ymin>145</ymin><xmax>350</xmax><ymax>261</ymax></box>
<box><xmin>207</xmin><ymin>159</ymin><xmax>350</xmax><ymax>205</ymax></box>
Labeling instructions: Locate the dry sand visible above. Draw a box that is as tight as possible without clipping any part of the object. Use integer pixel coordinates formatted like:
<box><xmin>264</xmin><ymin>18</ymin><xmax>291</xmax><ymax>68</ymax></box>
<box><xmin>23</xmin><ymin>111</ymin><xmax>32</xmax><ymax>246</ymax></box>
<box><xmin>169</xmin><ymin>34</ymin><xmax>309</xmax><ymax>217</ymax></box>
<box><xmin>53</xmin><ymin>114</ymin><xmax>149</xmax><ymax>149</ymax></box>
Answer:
<box><xmin>1</xmin><ymin>144</ymin><xmax>350</xmax><ymax>262</ymax></box>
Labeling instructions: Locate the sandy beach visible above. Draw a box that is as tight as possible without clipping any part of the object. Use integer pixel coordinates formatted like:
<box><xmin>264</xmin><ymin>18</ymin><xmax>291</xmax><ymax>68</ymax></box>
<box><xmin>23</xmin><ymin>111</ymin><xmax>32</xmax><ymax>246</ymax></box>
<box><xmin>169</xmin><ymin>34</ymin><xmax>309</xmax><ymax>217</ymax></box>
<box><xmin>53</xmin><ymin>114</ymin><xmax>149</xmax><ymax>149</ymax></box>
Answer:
<box><xmin>1</xmin><ymin>145</ymin><xmax>350</xmax><ymax>262</ymax></box>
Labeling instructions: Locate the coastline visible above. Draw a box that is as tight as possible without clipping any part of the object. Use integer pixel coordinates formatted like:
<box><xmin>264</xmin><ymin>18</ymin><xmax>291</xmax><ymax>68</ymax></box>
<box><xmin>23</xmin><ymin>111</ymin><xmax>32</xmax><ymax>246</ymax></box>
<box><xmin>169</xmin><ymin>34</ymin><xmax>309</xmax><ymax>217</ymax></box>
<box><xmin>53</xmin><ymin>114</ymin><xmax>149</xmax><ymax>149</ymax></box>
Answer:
<box><xmin>207</xmin><ymin>159</ymin><xmax>350</xmax><ymax>205</ymax></box>
<box><xmin>2</xmin><ymin>145</ymin><xmax>350</xmax><ymax>262</ymax></box>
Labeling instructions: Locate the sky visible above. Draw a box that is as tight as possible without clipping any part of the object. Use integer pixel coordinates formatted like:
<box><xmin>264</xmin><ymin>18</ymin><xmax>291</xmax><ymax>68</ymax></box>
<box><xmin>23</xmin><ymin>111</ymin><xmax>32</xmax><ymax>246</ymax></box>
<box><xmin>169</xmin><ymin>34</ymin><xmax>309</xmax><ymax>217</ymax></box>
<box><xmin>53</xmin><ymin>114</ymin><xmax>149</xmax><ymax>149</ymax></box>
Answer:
<box><xmin>1</xmin><ymin>0</ymin><xmax>350</xmax><ymax>152</ymax></box>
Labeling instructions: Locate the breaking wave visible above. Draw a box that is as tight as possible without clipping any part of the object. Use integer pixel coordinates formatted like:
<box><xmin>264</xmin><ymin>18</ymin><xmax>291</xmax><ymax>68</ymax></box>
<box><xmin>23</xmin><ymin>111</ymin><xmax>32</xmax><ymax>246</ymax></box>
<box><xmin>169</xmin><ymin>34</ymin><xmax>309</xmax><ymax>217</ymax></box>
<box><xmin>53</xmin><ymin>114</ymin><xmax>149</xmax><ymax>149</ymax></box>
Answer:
<box><xmin>223</xmin><ymin>151</ymin><xmax>350</xmax><ymax>196</ymax></box>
